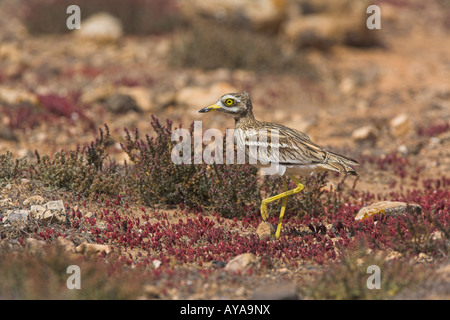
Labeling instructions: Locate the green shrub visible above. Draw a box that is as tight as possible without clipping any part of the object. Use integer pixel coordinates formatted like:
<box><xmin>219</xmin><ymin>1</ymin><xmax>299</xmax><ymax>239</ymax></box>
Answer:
<box><xmin>0</xmin><ymin>151</ymin><xmax>31</xmax><ymax>185</ymax></box>
<box><xmin>34</xmin><ymin>126</ymin><xmax>120</xmax><ymax>199</ymax></box>
<box><xmin>121</xmin><ymin>116</ymin><xmax>260</xmax><ymax>218</ymax></box>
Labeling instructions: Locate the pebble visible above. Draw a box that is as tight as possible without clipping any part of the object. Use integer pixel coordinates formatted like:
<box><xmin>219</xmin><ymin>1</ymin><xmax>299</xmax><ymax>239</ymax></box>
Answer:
<box><xmin>76</xmin><ymin>243</ymin><xmax>111</xmax><ymax>257</ymax></box>
<box><xmin>351</xmin><ymin>125</ymin><xmax>378</xmax><ymax>144</ymax></box>
<box><xmin>390</xmin><ymin>114</ymin><xmax>411</xmax><ymax>137</ymax></box>
<box><xmin>5</xmin><ymin>209</ymin><xmax>29</xmax><ymax>222</ymax></box>
<box><xmin>152</xmin><ymin>259</ymin><xmax>162</xmax><ymax>269</ymax></box>
<box><xmin>355</xmin><ymin>201</ymin><xmax>422</xmax><ymax>220</ymax></box>
<box><xmin>30</xmin><ymin>200</ymin><xmax>66</xmax><ymax>224</ymax></box>
<box><xmin>105</xmin><ymin>93</ymin><xmax>141</xmax><ymax>114</ymax></box>
<box><xmin>224</xmin><ymin>253</ymin><xmax>260</xmax><ymax>273</ymax></box>
<box><xmin>256</xmin><ymin>221</ymin><xmax>275</xmax><ymax>240</ymax></box>
<box><xmin>74</xmin><ymin>12</ymin><xmax>123</xmax><ymax>43</ymax></box>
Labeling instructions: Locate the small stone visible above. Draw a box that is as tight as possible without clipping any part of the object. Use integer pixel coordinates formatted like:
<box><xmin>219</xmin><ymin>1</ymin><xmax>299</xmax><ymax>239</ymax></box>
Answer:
<box><xmin>390</xmin><ymin>114</ymin><xmax>411</xmax><ymax>137</ymax></box>
<box><xmin>76</xmin><ymin>243</ymin><xmax>111</xmax><ymax>257</ymax></box>
<box><xmin>355</xmin><ymin>201</ymin><xmax>422</xmax><ymax>220</ymax></box>
<box><xmin>45</xmin><ymin>200</ymin><xmax>65</xmax><ymax>211</ymax></box>
<box><xmin>80</xmin><ymin>84</ymin><xmax>114</xmax><ymax>105</ymax></box>
<box><xmin>74</xmin><ymin>12</ymin><xmax>123</xmax><ymax>43</ymax></box>
<box><xmin>30</xmin><ymin>200</ymin><xmax>66</xmax><ymax>224</ymax></box>
<box><xmin>352</xmin><ymin>125</ymin><xmax>378</xmax><ymax>144</ymax></box>
<box><xmin>5</xmin><ymin>209</ymin><xmax>29</xmax><ymax>222</ymax></box>
<box><xmin>225</xmin><ymin>253</ymin><xmax>260</xmax><ymax>273</ymax></box>
<box><xmin>105</xmin><ymin>93</ymin><xmax>141</xmax><ymax>113</ymax></box>
<box><xmin>152</xmin><ymin>259</ymin><xmax>162</xmax><ymax>269</ymax></box>
<box><xmin>0</xmin><ymin>87</ymin><xmax>39</xmax><ymax>105</ymax></box>
<box><xmin>256</xmin><ymin>221</ymin><xmax>275</xmax><ymax>240</ymax></box>
<box><xmin>118</xmin><ymin>87</ymin><xmax>154</xmax><ymax>112</ymax></box>
<box><xmin>397</xmin><ymin>144</ymin><xmax>408</xmax><ymax>155</ymax></box>
<box><xmin>30</xmin><ymin>204</ymin><xmax>46</xmax><ymax>217</ymax></box>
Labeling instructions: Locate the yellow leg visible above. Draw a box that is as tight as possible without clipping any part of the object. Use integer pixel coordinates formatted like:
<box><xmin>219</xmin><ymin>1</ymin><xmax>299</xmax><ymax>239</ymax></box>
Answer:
<box><xmin>260</xmin><ymin>175</ymin><xmax>305</xmax><ymax>239</ymax></box>
<box><xmin>275</xmin><ymin>177</ymin><xmax>288</xmax><ymax>239</ymax></box>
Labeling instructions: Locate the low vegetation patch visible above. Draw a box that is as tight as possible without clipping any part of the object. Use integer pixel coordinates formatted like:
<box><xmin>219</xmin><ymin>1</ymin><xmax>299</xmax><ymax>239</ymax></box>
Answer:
<box><xmin>0</xmin><ymin>116</ymin><xmax>448</xmax><ymax>299</ymax></box>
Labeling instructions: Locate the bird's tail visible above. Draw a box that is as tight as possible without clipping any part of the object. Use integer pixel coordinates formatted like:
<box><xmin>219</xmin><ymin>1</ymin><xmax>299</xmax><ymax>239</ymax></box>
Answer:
<box><xmin>322</xmin><ymin>151</ymin><xmax>359</xmax><ymax>175</ymax></box>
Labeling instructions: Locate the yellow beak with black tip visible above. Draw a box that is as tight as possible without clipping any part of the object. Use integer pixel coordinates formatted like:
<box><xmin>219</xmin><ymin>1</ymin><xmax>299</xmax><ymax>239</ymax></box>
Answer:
<box><xmin>198</xmin><ymin>103</ymin><xmax>222</xmax><ymax>113</ymax></box>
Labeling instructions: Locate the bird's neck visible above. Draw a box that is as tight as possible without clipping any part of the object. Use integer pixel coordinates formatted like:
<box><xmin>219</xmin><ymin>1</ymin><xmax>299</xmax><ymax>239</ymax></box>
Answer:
<box><xmin>234</xmin><ymin>109</ymin><xmax>257</xmax><ymax>128</ymax></box>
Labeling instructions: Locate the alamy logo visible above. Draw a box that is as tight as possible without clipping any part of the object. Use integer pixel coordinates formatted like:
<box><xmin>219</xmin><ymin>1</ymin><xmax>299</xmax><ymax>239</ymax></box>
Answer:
<box><xmin>366</xmin><ymin>265</ymin><xmax>381</xmax><ymax>289</ymax></box>
<box><xmin>66</xmin><ymin>265</ymin><xmax>81</xmax><ymax>290</ymax></box>
<box><xmin>66</xmin><ymin>5</ymin><xmax>81</xmax><ymax>30</ymax></box>
<box><xmin>171</xmin><ymin>121</ymin><xmax>282</xmax><ymax>175</ymax></box>
<box><xmin>366</xmin><ymin>5</ymin><xmax>381</xmax><ymax>30</ymax></box>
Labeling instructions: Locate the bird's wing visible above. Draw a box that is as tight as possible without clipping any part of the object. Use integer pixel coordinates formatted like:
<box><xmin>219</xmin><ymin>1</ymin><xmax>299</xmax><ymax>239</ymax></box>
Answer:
<box><xmin>236</xmin><ymin>123</ymin><xmax>358</xmax><ymax>173</ymax></box>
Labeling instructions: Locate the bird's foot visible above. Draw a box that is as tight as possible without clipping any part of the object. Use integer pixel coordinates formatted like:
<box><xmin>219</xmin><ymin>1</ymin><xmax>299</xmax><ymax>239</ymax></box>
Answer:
<box><xmin>260</xmin><ymin>201</ymin><xmax>269</xmax><ymax>221</ymax></box>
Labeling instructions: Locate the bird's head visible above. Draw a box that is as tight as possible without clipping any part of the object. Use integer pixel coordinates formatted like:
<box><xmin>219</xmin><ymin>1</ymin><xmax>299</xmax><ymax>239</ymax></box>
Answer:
<box><xmin>199</xmin><ymin>92</ymin><xmax>253</xmax><ymax>119</ymax></box>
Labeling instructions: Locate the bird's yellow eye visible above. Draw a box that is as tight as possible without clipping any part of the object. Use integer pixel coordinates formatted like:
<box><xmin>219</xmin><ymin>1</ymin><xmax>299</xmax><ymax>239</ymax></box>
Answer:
<box><xmin>225</xmin><ymin>98</ymin><xmax>234</xmax><ymax>106</ymax></box>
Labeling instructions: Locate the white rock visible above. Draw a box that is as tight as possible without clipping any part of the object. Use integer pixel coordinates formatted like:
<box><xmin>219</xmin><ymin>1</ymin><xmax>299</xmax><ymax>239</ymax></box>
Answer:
<box><xmin>30</xmin><ymin>200</ymin><xmax>66</xmax><ymax>224</ymax></box>
<box><xmin>256</xmin><ymin>221</ymin><xmax>275</xmax><ymax>240</ymax></box>
<box><xmin>5</xmin><ymin>210</ymin><xmax>29</xmax><ymax>222</ymax></box>
<box><xmin>152</xmin><ymin>259</ymin><xmax>162</xmax><ymax>269</ymax></box>
<box><xmin>352</xmin><ymin>125</ymin><xmax>378</xmax><ymax>143</ymax></box>
<box><xmin>45</xmin><ymin>200</ymin><xmax>65</xmax><ymax>212</ymax></box>
<box><xmin>117</xmin><ymin>86</ymin><xmax>155</xmax><ymax>112</ymax></box>
<box><xmin>30</xmin><ymin>204</ymin><xmax>46</xmax><ymax>216</ymax></box>
<box><xmin>390</xmin><ymin>114</ymin><xmax>411</xmax><ymax>137</ymax></box>
<box><xmin>76</xmin><ymin>243</ymin><xmax>111</xmax><ymax>257</ymax></box>
<box><xmin>225</xmin><ymin>253</ymin><xmax>260</xmax><ymax>273</ymax></box>
<box><xmin>0</xmin><ymin>86</ymin><xmax>39</xmax><ymax>105</ymax></box>
<box><xmin>75</xmin><ymin>12</ymin><xmax>123</xmax><ymax>42</ymax></box>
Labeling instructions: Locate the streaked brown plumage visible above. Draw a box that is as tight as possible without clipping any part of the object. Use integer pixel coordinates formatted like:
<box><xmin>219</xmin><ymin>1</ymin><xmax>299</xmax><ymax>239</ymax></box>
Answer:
<box><xmin>199</xmin><ymin>92</ymin><xmax>358</xmax><ymax>239</ymax></box>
